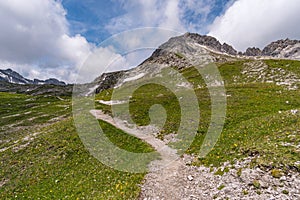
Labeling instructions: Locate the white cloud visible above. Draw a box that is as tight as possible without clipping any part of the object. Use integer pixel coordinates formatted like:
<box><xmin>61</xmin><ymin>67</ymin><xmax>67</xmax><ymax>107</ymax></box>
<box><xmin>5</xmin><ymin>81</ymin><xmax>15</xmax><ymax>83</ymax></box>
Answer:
<box><xmin>76</xmin><ymin>46</ymin><xmax>122</xmax><ymax>83</ymax></box>
<box><xmin>0</xmin><ymin>0</ymin><xmax>216</xmax><ymax>83</ymax></box>
<box><xmin>208</xmin><ymin>0</ymin><xmax>300</xmax><ymax>51</ymax></box>
<box><xmin>106</xmin><ymin>0</ymin><xmax>216</xmax><ymax>34</ymax></box>
<box><xmin>106</xmin><ymin>0</ymin><xmax>180</xmax><ymax>33</ymax></box>
<box><xmin>0</xmin><ymin>0</ymin><xmax>92</xmax><ymax>82</ymax></box>
<box><xmin>77</xmin><ymin>28</ymin><xmax>180</xmax><ymax>83</ymax></box>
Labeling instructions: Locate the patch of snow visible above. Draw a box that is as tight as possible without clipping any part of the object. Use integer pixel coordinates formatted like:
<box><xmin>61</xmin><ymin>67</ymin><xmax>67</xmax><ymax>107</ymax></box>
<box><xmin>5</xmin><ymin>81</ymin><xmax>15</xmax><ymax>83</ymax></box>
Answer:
<box><xmin>123</xmin><ymin>73</ymin><xmax>145</xmax><ymax>83</ymax></box>
<box><xmin>85</xmin><ymin>85</ymin><xmax>99</xmax><ymax>96</ymax></box>
<box><xmin>0</xmin><ymin>72</ymin><xmax>7</xmax><ymax>79</ymax></box>
<box><xmin>98</xmin><ymin>100</ymin><xmax>127</xmax><ymax>105</ymax></box>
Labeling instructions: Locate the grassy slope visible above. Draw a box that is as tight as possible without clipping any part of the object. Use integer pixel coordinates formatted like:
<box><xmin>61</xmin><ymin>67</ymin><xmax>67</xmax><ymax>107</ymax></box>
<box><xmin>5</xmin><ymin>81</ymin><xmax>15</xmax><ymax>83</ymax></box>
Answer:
<box><xmin>1</xmin><ymin>59</ymin><xmax>300</xmax><ymax>199</ymax></box>
<box><xmin>0</xmin><ymin>93</ymin><xmax>154</xmax><ymax>199</ymax></box>
<box><xmin>96</xmin><ymin>59</ymin><xmax>300</xmax><ymax>170</ymax></box>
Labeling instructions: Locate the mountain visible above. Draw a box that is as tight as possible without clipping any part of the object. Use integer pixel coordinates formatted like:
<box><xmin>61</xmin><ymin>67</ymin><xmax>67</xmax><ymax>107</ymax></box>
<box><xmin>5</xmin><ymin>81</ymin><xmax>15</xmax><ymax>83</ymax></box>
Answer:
<box><xmin>0</xmin><ymin>69</ymin><xmax>72</xmax><ymax>96</ymax></box>
<box><xmin>90</xmin><ymin>33</ymin><xmax>300</xmax><ymax>94</ymax></box>
<box><xmin>1</xmin><ymin>33</ymin><xmax>300</xmax><ymax>199</ymax></box>
<box><xmin>0</xmin><ymin>68</ymin><xmax>66</xmax><ymax>86</ymax></box>
<box><xmin>244</xmin><ymin>38</ymin><xmax>300</xmax><ymax>59</ymax></box>
<box><xmin>261</xmin><ymin>38</ymin><xmax>300</xmax><ymax>59</ymax></box>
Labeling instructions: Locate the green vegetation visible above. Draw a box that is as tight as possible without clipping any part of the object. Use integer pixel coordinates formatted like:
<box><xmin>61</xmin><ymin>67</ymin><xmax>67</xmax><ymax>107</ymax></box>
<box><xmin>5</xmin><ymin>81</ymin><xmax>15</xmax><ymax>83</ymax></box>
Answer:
<box><xmin>0</xmin><ymin>93</ymin><xmax>155</xmax><ymax>199</ymax></box>
<box><xmin>1</xmin><ymin>59</ymin><xmax>300</xmax><ymax>198</ymax></box>
<box><xmin>217</xmin><ymin>184</ymin><xmax>225</xmax><ymax>190</ymax></box>
<box><xmin>237</xmin><ymin>168</ymin><xmax>242</xmax><ymax>177</ymax></box>
<box><xmin>175</xmin><ymin>52</ymin><xmax>185</xmax><ymax>59</ymax></box>
<box><xmin>252</xmin><ymin>180</ymin><xmax>261</xmax><ymax>189</ymax></box>
<box><xmin>282</xmin><ymin>190</ymin><xmax>289</xmax><ymax>195</ymax></box>
<box><xmin>243</xmin><ymin>190</ymin><xmax>249</xmax><ymax>195</ymax></box>
<box><xmin>0</xmin><ymin>92</ymin><xmax>71</xmax><ymax>150</ymax></box>
<box><xmin>271</xmin><ymin>169</ymin><xmax>283</xmax><ymax>178</ymax></box>
<box><xmin>264</xmin><ymin>59</ymin><xmax>300</xmax><ymax>76</ymax></box>
<box><xmin>96</xmin><ymin>59</ymin><xmax>300</xmax><ymax>170</ymax></box>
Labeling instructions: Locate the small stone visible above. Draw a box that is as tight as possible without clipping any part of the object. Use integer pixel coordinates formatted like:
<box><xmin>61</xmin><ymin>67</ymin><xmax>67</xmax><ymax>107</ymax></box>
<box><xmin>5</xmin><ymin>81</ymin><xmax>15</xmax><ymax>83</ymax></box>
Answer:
<box><xmin>291</xmin><ymin>109</ymin><xmax>298</xmax><ymax>115</ymax></box>
<box><xmin>188</xmin><ymin>175</ymin><xmax>194</xmax><ymax>181</ymax></box>
<box><xmin>294</xmin><ymin>161</ymin><xmax>300</xmax><ymax>165</ymax></box>
<box><xmin>260</xmin><ymin>180</ymin><xmax>269</xmax><ymax>189</ymax></box>
<box><xmin>280</xmin><ymin>176</ymin><xmax>287</xmax><ymax>181</ymax></box>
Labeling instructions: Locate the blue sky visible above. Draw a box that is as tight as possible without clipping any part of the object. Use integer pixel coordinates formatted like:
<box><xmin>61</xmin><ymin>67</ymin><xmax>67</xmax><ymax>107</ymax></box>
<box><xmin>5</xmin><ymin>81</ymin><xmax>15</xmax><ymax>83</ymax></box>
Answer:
<box><xmin>61</xmin><ymin>0</ymin><xmax>232</xmax><ymax>45</ymax></box>
<box><xmin>0</xmin><ymin>0</ymin><xmax>299</xmax><ymax>83</ymax></box>
<box><xmin>61</xmin><ymin>0</ymin><xmax>124</xmax><ymax>44</ymax></box>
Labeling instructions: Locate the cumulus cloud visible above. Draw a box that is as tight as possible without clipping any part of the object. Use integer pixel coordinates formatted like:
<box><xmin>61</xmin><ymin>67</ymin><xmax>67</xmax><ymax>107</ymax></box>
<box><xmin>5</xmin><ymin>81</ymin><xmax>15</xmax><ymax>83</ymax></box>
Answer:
<box><xmin>0</xmin><ymin>0</ymin><xmax>91</xmax><ymax>82</ymax></box>
<box><xmin>208</xmin><ymin>0</ymin><xmax>300</xmax><ymax>51</ymax></box>
<box><xmin>0</xmin><ymin>0</ymin><xmax>216</xmax><ymax>83</ymax></box>
<box><xmin>77</xmin><ymin>47</ymin><xmax>156</xmax><ymax>83</ymax></box>
<box><xmin>105</xmin><ymin>0</ymin><xmax>183</xmax><ymax>33</ymax></box>
<box><xmin>105</xmin><ymin>0</ymin><xmax>217</xmax><ymax>34</ymax></box>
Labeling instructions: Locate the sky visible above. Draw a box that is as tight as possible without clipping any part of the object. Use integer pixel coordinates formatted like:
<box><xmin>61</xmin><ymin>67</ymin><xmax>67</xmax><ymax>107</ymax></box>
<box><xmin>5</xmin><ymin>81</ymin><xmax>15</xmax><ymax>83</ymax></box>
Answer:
<box><xmin>0</xmin><ymin>0</ymin><xmax>299</xmax><ymax>83</ymax></box>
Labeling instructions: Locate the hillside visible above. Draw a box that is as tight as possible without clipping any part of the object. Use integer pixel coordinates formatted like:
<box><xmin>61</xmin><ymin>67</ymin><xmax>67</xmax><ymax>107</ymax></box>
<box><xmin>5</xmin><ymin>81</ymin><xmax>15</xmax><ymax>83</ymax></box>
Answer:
<box><xmin>1</xmin><ymin>33</ymin><xmax>300</xmax><ymax>199</ymax></box>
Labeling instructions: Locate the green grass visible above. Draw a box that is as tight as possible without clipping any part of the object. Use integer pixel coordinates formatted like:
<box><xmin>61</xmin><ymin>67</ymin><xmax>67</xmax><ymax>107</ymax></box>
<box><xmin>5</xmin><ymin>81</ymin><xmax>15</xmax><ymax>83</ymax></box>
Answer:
<box><xmin>264</xmin><ymin>59</ymin><xmax>300</xmax><ymax>76</ymax></box>
<box><xmin>96</xmin><ymin>60</ymin><xmax>300</xmax><ymax>170</ymax></box>
<box><xmin>0</xmin><ymin>92</ymin><xmax>71</xmax><ymax>150</ymax></box>
<box><xmin>1</xmin><ymin>58</ymin><xmax>300</xmax><ymax>199</ymax></box>
<box><xmin>0</xmin><ymin>92</ymin><xmax>156</xmax><ymax>199</ymax></box>
<box><xmin>0</xmin><ymin>118</ymin><xmax>155</xmax><ymax>199</ymax></box>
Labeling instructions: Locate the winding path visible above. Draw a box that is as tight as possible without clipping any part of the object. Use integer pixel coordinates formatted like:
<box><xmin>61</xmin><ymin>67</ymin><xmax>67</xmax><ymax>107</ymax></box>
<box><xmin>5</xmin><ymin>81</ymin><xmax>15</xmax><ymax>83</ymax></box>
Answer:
<box><xmin>89</xmin><ymin>110</ymin><xmax>299</xmax><ymax>200</ymax></box>
<box><xmin>89</xmin><ymin>110</ymin><xmax>196</xmax><ymax>199</ymax></box>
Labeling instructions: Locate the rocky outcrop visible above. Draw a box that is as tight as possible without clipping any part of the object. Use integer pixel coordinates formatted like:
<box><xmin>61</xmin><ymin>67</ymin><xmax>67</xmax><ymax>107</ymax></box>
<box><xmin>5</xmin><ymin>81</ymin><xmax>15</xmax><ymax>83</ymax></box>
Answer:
<box><xmin>244</xmin><ymin>47</ymin><xmax>262</xmax><ymax>56</ymax></box>
<box><xmin>262</xmin><ymin>39</ymin><xmax>299</xmax><ymax>56</ymax></box>
<box><xmin>140</xmin><ymin>155</ymin><xmax>300</xmax><ymax>200</ymax></box>
<box><xmin>261</xmin><ymin>38</ymin><xmax>300</xmax><ymax>60</ymax></box>
<box><xmin>94</xmin><ymin>71</ymin><xmax>127</xmax><ymax>93</ymax></box>
<box><xmin>183</xmin><ymin>33</ymin><xmax>237</xmax><ymax>55</ymax></box>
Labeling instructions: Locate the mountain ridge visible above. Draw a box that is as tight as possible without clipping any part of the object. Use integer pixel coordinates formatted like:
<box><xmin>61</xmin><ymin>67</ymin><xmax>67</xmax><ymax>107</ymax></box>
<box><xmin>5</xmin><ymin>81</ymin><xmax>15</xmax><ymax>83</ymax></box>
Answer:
<box><xmin>1</xmin><ymin>33</ymin><xmax>300</xmax><ymax>94</ymax></box>
<box><xmin>90</xmin><ymin>33</ymin><xmax>300</xmax><ymax>94</ymax></box>
<box><xmin>0</xmin><ymin>68</ymin><xmax>66</xmax><ymax>86</ymax></box>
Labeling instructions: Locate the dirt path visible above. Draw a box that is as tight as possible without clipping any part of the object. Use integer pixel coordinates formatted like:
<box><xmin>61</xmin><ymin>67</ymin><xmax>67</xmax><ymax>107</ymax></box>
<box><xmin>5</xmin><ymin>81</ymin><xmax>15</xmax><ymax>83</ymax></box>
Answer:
<box><xmin>90</xmin><ymin>110</ymin><xmax>192</xmax><ymax>198</ymax></box>
<box><xmin>89</xmin><ymin>110</ymin><xmax>180</xmax><ymax>169</ymax></box>
<box><xmin>90</xmin><ymin>110</ymin><xmax>300</xmax><ymax>200</ymax></box>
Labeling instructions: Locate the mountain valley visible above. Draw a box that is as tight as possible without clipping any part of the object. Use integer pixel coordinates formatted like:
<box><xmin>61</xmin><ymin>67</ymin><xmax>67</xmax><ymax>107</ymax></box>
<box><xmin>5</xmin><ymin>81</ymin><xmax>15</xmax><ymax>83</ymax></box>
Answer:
<box><xmin>1</xmin><ymin>33</ymin><xmax>300</xmax><ymax>199</ymax></box>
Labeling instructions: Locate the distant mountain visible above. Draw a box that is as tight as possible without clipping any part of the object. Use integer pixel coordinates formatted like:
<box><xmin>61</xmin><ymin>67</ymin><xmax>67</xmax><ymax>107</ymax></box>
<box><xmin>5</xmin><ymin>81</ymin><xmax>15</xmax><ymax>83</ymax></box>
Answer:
<box><xmin>0</xmin><ymin>69</ymin><xmax>66</xmax><ymax>86</ymax></box>
<box><xmin>244</xmin><ymin>38</ymin><xmax>300</xmax><ymax>59</ymax></box>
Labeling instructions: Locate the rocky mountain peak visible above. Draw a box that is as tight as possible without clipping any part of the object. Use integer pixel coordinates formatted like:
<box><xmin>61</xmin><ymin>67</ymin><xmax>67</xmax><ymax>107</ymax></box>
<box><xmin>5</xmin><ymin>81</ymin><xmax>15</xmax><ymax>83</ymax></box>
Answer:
<box><xmin>183</xmin><ymin>33</ymin><xmax>237</xmax><ymax>55</ymax></box>
<box><xmin>244</xmin><ymin>47</ymin><xmax>262</xmax><ymax>56</ymax></box>
<box><xmin>262</xmin><ymin>38</ymin><xmax>300</xmax><ymax>57</ymax></box>
<box><xmin>144</xmin><ymin>33</ymin><xmax>238</xmax><ymax>66</ymax></box>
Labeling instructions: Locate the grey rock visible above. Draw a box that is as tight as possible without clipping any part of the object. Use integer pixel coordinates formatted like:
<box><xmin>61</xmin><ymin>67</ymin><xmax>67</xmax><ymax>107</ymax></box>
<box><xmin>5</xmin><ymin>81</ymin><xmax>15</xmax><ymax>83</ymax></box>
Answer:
<box><xmin>244</xmin><ymin>47</ymin><xmax>262</xmax><ymax>56</ymax></box>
